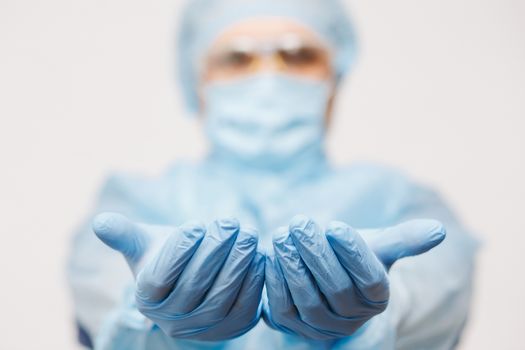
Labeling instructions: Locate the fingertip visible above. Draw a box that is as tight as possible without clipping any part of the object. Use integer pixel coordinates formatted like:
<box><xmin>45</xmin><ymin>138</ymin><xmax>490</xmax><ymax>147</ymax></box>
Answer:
<box><xmin>325</xmin><ymin>221</ymin><xmax>354</xmax><ymax>242</ymax></box>
<box><xmin>92</xmin><ymin>212</ymin><xmax>129</xmax><ymax>242</ymax></box>
<box><xmin>179</xmin><ymin>220</ymin><xmax>207</xmax><ymax>240</ymax></box>
<box><xmin>213</xmin><ymin>217</ymin><xmax>241</xmax><ymax>240</ymax></box>
<box><xmin>428</xmin><ymin>219</ymin><xmax>447</xmax><ymax>242</ymax></box>
<box><xmin>200</xmin><ymin>217</ymin><xmax>239</xmax><ymax>247</ymax></box>
<box><xmin>242</xmin><ymin>225</ymin><xmax>259</xmax><ymax>240</ymax></box>
<box><xmin>406</xmin><ymin>219</ymin><xmax>447</xmax><ymax>247</ymax></box>
<box><xmin>236</xmin><ymin>227</ymin><xmax>259</xmax><ymax>248</ymax></box>
<box><xmin>378</xmin><ymin>220</ymin><xmax>448</xmax><ymax>265</ymax></box>
<box><xmin>288</xmin><ymin>214</ymin><xmax>310</xmax><ymax>232</ymax></box>
<box><xmin>217</xmin><ymin>217</ymin><xmax>240</xmax><ymax>230</ymax></box>
<box><xmin>328</xmin><ymin>220</ymin><xmax>351</xmax><ymax>231</ymax></box>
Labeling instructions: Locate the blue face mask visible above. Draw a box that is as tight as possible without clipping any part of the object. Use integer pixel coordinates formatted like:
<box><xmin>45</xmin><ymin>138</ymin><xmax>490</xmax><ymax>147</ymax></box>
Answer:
<box><xmin>203</xmin><ymin>74</ymin><xmax>331</xmax><ymax>169</ymax></box>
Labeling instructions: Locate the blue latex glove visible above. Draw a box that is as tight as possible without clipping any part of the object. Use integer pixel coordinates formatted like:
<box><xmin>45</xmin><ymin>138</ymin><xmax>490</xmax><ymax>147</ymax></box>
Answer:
<box><xmin>264</xmin><ymin>215</ymin><xmax>446</xmax><ymax>340</ymax></box>
<box><xmin>92</xmin><ymin>212</ymin><xmax>265</xmax><ymax>341</ymax></box>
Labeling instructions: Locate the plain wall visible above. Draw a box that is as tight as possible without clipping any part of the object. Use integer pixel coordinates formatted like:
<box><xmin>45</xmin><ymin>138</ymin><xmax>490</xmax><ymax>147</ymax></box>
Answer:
<box><xmin>0</xmin><ymin>0</ymin><xmax>524</xmax><ymax>349</ymax></box>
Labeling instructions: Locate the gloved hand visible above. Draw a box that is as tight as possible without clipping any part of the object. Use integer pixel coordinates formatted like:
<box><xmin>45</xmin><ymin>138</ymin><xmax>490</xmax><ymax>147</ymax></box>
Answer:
<box><xmin>92</xmin><ymin>212</ymin><xmax>265</xmax><ymax>341</ymax></box>
<box><xmin>263</xmin><ymin>215</ymin><xmax>446</xmax><ymax>340</ymax></box>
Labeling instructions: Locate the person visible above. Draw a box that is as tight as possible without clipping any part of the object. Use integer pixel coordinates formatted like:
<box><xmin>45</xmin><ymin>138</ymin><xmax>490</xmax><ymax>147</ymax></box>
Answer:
<box><xmin>67</xmin><ymin>0</ymin><xmax>478</xmax><ymax>349</ymax></box>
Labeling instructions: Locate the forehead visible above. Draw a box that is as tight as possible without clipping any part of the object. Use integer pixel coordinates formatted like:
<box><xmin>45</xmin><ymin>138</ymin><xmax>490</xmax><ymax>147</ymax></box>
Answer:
<box><xmin>209</xmin><ymin>17</ymin><xmax>327</xmax><ymax>48</ymax></box>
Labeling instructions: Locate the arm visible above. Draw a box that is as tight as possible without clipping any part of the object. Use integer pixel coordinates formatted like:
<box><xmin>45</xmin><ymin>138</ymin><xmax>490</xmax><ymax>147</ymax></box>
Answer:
<box><xmin>67</xmin><ymin>176</ymin><xmax>264</xmax><ymax>349</ymax></box>
<box><xmin>334</xmin><ymin>186</ymin><xmax>478</xmax><ymax>349</ymax></box>
<box><xmin>388</xmin><ymin>187</ymin><xmax>478</xmax><ymax>349</ymax></box>
<box><xmin>67</xmin><ymin>176</ymin><xmax>139</xmax><ymax>345</ymax></box>
<box><xmin>262</xmin><ymin>184</ymin><xmax>477</xmax><ymax>349</ymax></box>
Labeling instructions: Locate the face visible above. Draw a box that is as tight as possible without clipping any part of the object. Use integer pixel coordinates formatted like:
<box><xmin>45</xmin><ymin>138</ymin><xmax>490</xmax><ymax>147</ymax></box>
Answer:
<box><xmin>198</xmin><ymin>18</ymin><xmax>337</xmax><ymax>125</ymax></box>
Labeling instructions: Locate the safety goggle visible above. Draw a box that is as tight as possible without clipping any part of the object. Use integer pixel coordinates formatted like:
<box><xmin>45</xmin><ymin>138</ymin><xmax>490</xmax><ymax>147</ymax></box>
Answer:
<box><xmin>203</xmin><ymin>33</ymin><xmax>333</xmax><ymax>80</ymax></box>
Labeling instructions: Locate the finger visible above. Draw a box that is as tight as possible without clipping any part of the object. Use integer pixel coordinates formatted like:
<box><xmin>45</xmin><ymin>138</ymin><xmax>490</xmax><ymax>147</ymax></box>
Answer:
<box><xmin>264</xmin><ymin>251</ymin><xmax>331</xmax><ymax>340</ymax></box>
<box><xmin>273</xmin><ymin>228</ymin><xmax>362</xmax><ymax>338</ymax></box>
<box><xmin>191</xmin><ymin>252</ymin><xmax>265</xmax><ymax>341</ymax></box>
<box><xmin>361</xmin><ymin>219</ymin><xmax>446</xmax><ymax>268</ymax></box>
<box><xmin>325</xmin><ymin>221</ymin><xmax>389</xmax><ymax>306</ymax></box>
<box><xmin>135</xmin><ymin>221</ymin><xmax>205</xmax><ymax>303</ymax></box>
<box><xmin>194</xmin><ymin>227</ymin><xmax>259</xmax><ymax>324</ymax></box>
<box><xmin>288</xmin><ymin>215</ymin><xmax>354</xmax><ymax>317</ymax></box>
<box><xmin>92</xmin><ymin>212</ymin><xmax>149</xmax><ymax>272</ymax></box>
<box><xmin>167</xmin><ymin>218</ymin><xmax>239</xmax><ymax>314</ymax></box>
<box><xmin>264</xmin><ymin>249</ymin><xmax>296</xmax><ymax>330</ymax></box>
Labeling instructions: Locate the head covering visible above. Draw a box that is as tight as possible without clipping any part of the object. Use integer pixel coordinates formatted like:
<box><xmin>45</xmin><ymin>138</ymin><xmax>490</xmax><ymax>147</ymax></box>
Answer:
<box><xmin>177</xmin><ymin>0</ymin><xmax>358</xmax><ymax>113</ymax></box>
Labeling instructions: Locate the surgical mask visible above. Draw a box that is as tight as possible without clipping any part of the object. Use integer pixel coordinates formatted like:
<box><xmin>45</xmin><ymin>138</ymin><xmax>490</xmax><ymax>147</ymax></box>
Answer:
<box><xmin>203</xmin><ymin>73</ymin><xmax>330</xmax><ymax>169</ymax></box>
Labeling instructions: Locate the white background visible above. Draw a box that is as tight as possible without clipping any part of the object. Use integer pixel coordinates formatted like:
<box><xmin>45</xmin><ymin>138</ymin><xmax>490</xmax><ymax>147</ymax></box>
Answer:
<box><xmin>1</xmin><ymin>0</ymin><xmax>524</xmax><ymax>349</ymax></box>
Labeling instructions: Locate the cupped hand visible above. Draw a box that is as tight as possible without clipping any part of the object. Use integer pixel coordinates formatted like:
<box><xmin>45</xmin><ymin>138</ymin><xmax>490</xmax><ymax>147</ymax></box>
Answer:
<box><xmin>92</xmin><ymin>212</ymin><xmax>265</xmax><ymax>341</ymax></box>
<box><xmin>263</xmin><ymin>215</ymin><xmax>445</xmax><ymax>340</ymax></box>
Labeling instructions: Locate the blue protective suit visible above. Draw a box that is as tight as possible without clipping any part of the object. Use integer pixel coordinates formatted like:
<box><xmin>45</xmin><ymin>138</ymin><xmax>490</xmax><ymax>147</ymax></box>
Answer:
<box><xmin>67</xmin><ymin>151</ymin><xmax>477</xmax><ymax>349</ymax></box>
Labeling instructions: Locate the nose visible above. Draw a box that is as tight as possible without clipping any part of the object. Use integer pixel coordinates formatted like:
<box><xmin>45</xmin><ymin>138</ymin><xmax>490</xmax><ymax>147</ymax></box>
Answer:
<box><xmin>252</xmin><ymin>53</ymin><xmax>287</xmax><ymax>74</ymax></box>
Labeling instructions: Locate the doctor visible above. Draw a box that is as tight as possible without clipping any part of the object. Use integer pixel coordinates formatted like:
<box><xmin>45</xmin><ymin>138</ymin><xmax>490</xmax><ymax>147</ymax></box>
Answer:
<box><xmin>68</xmin><ymin>0</ymin><xmax>478</xmax><ymax>349</ymax></box>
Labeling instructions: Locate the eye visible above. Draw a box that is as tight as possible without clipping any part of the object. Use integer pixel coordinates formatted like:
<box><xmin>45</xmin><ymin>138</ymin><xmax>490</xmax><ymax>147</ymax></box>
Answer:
<box><xmin>280</xmin><ymin>46</ymin><xmax>324</xmax><ymax>67</ymax></box>
<box><xmin>216</xmin><ymin>50</ymin><xmax>254</xmax><ymax>70</ymax></box>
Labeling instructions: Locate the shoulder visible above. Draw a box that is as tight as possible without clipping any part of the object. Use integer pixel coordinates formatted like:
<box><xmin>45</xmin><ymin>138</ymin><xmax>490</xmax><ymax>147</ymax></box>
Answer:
<box><xmin>100</xmin><ymin>160</ymin><xmax>198</xmax><ymax>195</ymax></box>
<box><xmin>95</xmin><ymin>160</ymin><xmax>201</xmax><ymax>222</ymax></box>
<box><xmin>327</xmin><ymin>161</ymin><xmax>442</xmax><ymax>225</ymax></box>
<box><xmin>98</xmin><ymin>172</ymin><xmax>166</xmax><ymax>202</ymax></box>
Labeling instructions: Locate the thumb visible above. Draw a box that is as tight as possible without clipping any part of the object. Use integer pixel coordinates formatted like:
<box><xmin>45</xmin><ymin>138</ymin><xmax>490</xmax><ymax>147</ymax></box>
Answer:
<box><xmin>92</xmin><ymin>212</ymin><xmax>150</xmax><ymax>274</ymax></box>
<box><xmin>360</xmin><ymin>219</ymin><xmax>446</xmax><ymax>269</ymax></box>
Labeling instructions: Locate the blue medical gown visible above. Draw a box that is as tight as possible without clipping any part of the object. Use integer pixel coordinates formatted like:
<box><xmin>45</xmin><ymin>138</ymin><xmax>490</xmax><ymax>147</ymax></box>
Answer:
<box><xmin>67</xmin><ymin>155</ymin><xmax>477</xmax><ymax>349</ymax></box>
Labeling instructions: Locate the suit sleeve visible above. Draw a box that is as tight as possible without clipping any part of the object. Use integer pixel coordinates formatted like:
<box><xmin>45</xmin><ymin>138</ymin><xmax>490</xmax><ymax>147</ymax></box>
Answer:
<box><xmin>388</xmin><ymin>185</ymin><xmax>479</xmax><ymax>350</ymax></box>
